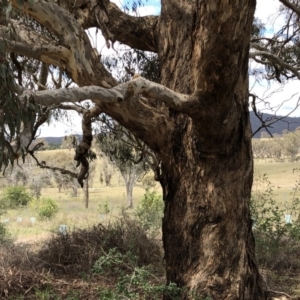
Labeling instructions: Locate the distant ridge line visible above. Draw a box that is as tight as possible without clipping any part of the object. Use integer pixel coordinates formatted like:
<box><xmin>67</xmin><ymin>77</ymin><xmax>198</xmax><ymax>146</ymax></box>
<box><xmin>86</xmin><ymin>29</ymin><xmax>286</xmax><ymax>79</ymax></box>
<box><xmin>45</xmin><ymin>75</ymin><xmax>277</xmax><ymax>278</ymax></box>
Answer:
<box><xmin>42</xmin><ymin>112</ymin><xmax>300</xmax><ymax>143</ymax></box>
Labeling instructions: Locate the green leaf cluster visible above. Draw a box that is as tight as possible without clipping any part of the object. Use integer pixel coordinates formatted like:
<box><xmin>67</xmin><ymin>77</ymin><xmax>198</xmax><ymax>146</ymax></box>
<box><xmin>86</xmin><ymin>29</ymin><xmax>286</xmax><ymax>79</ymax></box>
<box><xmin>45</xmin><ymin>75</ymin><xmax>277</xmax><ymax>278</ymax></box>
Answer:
<box><xmin>0</xmin><ymin>58</ymin><xmax>41</xmax><ymax>171</ymax></box>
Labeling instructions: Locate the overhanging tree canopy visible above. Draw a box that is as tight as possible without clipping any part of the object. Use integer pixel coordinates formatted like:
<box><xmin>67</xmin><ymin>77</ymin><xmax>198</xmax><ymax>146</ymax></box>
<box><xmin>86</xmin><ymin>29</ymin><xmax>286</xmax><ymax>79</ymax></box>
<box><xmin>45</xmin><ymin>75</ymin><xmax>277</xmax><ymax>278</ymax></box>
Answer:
<box><xmin>1</xmin><ymin>0</ymin><xmax>300</xmax><ymax>299</ymax></box>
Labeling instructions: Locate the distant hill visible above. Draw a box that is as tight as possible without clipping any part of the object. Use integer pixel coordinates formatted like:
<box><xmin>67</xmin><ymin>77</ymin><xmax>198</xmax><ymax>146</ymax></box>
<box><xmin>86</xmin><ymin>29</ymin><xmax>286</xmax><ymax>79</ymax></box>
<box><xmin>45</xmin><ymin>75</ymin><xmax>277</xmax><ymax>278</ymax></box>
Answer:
<box><xmin>43</xmin><ymin>134</ymin><xmax>82</xmax><ymax>145</ymax></box>
<box><xmin>42</xmin><ymin>112</ymin><xmax>300</xmax><ymax>144</ymax></box>
<box><xmin>250</xmin><ymin>111</ymin><xmax>300</xmax><ymax>138</ymax></box>
<box><xmin>43</xmin><ymin>136</ymin><xmax>64</xmax><ymax>145</ymax></box>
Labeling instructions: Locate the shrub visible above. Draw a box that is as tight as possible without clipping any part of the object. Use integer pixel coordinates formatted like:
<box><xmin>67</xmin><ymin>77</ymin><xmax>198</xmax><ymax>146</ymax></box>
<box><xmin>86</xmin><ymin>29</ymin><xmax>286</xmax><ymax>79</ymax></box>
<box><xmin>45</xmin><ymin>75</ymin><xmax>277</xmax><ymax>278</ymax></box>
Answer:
<box><xmin>0</xmin><ymin>185</ymin><xmax>32</xmax><ymax>209</ymax></box>
<box><xmin>142</xmin><ymin>174</ymin><xmax>156</xmax><ymax>190</ymax></box>
<box><xmin>0</xmin><ymin>202</ymin><xmax>9</xmax><ymax>243</ymax></box>
<box><xmin>251</xmin><ymin>174</ymin><xmax>300</xmax><ymax>270</ymax></box>
<box><xmin>135</xmin><ymin>190</ymin><xmax>164</xmax><ymax>236</ymax></box>
<box><xmin>31</xmin><ymin>197</ymin><xmax>59</xmax><ymax>220</ymax></box>
<box><xmin>93</xmin><ymin>248</ymin><xmax>181</xmax><ymax>300</ymax></box>
<box><xmin>37</xmin><ymin>214</ymin><xmax>162</xmax><ymax>275</ymax></box>
<box><xmin>98</xmin><ymin>199</ymin><xmax>110</xmax><ymax>215</ymax></box>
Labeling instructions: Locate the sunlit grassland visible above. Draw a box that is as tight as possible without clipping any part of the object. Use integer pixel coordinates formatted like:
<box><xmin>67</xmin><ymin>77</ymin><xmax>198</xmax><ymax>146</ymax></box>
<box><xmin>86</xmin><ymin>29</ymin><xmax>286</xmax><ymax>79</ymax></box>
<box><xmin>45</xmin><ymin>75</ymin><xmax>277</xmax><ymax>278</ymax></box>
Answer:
<box><xmin>0</xmin><ymin>149</ymin><xmax>151</xmax><ymax>242</ymax></box>
<box><xmin>1</xmin><ymin>149</ymin><xmax>300</xmax><ymax>242</ymax></box>
<box><xmin>254</xmin><ymin>159</ymin><xmax>300</xmax><ymax>205</ymax></box>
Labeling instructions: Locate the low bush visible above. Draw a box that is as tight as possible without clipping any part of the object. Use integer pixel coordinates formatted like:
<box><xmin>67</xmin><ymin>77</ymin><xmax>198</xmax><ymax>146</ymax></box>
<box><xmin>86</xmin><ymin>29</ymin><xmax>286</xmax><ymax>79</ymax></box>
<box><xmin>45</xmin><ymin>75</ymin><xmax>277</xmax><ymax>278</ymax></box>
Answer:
<box><xmin>135</xmin><ymin>190</ymin><xmax>164</xmax><ymax>237</ymax></box>
<box><xmin>0</xmin><ymin>185</ymin><xmax>32</xmax><ymax>209</ymax></box>
<box><xmin>93</xmin><ymin>248</ymin><xmax>181</xmax><ymax>300</ymax></box>
<box><xmin>251</xmin><ymin>174</ymin><xmax>300</xmax><ymax>270</ymax></box>
<box><xmin>0</xmin><ymin>214</ymin><xmax>163</xmax><ymax>299</ymax></box>
<box><xmin>0</xmin><ymin>202</ymin><xmax>9</xmax><ymax>243</ymax></box>
<box><xmin>37</xmin><ymin>213</ymin><xmax>162</xmax><ymax>276</ymax></box>
<box><xmin>98</xmin><ymin>199</ymin><xmax>110</xmax><ymax>215</ymax></box>
<box><xmin>30</xmin><ymin>197</ymin><xmax>59</xmax><ymax>220</ymax></box>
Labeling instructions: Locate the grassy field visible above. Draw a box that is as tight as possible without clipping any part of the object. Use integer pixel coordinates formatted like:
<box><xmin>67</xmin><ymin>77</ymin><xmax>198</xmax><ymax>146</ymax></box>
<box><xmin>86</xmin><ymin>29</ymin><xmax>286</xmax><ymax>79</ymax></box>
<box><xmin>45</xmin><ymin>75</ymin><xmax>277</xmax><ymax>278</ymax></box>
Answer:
<box><xmin>0</xmin><ymin>149</ymin><xmax>152</xmax><ymax>243</ymax></box>
<box><xmin>1</xmin><ymin>150</ymin><xmax>300</xmax><ymax>242</ymax></box>
<box><xmin>1</xmin><ymin>151</ymin><xmax>300</xmax><ymax>298</ymax></box>
<box><xmin>254</xmin><ymin>158</ymin><xmax>300</xmax><ymax>206</ymax></box>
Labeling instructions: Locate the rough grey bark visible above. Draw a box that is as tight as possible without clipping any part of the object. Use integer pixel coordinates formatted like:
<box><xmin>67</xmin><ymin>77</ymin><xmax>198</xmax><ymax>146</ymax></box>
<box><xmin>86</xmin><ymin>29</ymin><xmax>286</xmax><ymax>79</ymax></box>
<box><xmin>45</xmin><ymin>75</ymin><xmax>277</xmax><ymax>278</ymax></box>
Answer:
<box><xmin>2</xmin><ymin>0</ymin><xmax>266</xmax><ymax>298</ymax></box>
<box><xmin>157</xmin><ymin>1</ymin><xmax>264</xmax><ymax>299</ymax></box>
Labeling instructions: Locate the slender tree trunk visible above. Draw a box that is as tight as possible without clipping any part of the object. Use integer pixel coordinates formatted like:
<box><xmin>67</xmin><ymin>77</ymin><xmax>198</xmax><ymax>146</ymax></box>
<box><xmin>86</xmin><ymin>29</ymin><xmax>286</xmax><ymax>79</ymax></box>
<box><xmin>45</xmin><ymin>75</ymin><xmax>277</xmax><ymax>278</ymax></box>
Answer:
<box><xmin>89</xmin><ymin>178</ymin><xmax>93</xmax><ymax>188</ymax></box>
<box><xmin>126</xmin><ymin>180</ymin><xmax>134</xmax><ymax>208</ymax></box>
<box><xmin>84</xmin><ymin>180</ymin><xmax>89</xmax><ymax>208</ymax></box>
<box><xmin>157</xmin><ymin>0</ymin><xmax>264</xmax><ymax>299</ymax></box>
<box><xmin>123</xmin><ymin>174</ymin><xmax>135</xmax><ymax>208</ymax></box>
<box><xmin>72</xmin><ymin>185</ymin><xmax>78</xmax><ymax>197</ymax></box>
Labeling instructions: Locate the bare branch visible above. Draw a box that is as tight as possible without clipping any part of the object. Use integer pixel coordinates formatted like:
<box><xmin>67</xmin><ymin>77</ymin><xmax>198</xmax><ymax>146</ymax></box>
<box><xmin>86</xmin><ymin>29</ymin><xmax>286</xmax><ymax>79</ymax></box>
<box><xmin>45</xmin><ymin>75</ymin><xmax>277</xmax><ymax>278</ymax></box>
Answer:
<box><xmin>117</xmin><ymin>75</ymin><xmax>189</xmax><ymax>110</ymax></box>
<box><xmin>19</xmin><ymin>86</ymin><xmax>124</xmax><ymax>106</ymax></box>
<box><xmin>279</xmin><ymin>0</ymin><xmax>300</xmax><ymax>16</ymax></box>
<box><xmin>249</xmin><ymin>50</ymin><xmax>300</xmax><ymax>79</ymax></box>
<box><xmin>18</xmin><ymin>75</ymin><xmax>189</xmax><ymax>110</ymax></box>
<box><xmin>250</xmin><ymin>92</ymin><xmax>300</xmax><ymax>137</ymax></box>
<box><xmin>29</xmin><ymin>151</ymin><xmax>78</xmax><ymax>180</ymax></box>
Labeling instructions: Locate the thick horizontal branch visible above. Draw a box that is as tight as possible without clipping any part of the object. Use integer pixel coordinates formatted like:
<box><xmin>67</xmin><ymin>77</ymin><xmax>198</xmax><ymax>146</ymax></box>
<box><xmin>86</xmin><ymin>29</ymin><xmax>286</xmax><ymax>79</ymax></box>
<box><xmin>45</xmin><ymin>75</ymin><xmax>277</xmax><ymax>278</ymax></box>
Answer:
<box><xmin>0</xmin><ymin>37</ymin><xmax>71</xmax><ymax>69</ymax></box>
<box><xmin>19</xmin><ymin>75</ymin><xmax>188</xmax><ymax>109</ymax></box>
<box><xmin>72</xmin><ymin>0</ymin><xmax>158</xmax><ymax>52</ymax></box>
<box><xmin>9</xmin><ymin>0</ymin><xmax>115</xmax><ymax>87</ymax></box>
<box><xmin>116</xmin><ymin>75</ymin><xmax>189</xmax><ymax>110</ymax></box>
<box><xmin>99</xmin><ymin>2</ymin><xmax>158</xmax><ymax>52</ymax></box>
<box><xmin>19</xmin><ymin>86</ymin><xmax>124</xmax><ymax>106</ymax></box>
<box><xmin>249</xmin><ymin>50</ymin><xmax>300</xmax><ymax>79</ymax></box>
<box><xmin>17</xmin><ymin>75</ymin><xmax>189</xmax><ymax>152</ymax></box>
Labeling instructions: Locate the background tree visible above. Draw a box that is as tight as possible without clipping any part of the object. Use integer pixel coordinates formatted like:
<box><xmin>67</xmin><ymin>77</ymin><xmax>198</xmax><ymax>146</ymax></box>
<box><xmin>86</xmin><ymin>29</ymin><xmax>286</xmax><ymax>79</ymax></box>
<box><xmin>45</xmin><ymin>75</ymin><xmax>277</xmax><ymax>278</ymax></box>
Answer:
<box><xmin>283</xmin><ymin>129</ymin><xmax>300</xmax><ymax>160</ymax></box>
<box><xmin>2</xmin><ymin>0</ymin><xmax>300</xmax><ymax>298</ymax></box>
<box><xmin>60</xmin><ymin>135</ymin><xmax>79</xmax><ymax>150</ymax></box>
<box><xmin>88</xmin><ymin>161</ymin><xmax>96</xmax><ymax>188</ymax></box>
<box><xmin>5</xmin><ymin>157</ymin><xmax>52</xmax><ymax>197</ymax></box>
<box><xmin>28</xmin><ymin>171</ymin><xmax>52</xmax><ymax>198</ymax></box>
<box><xmin>101</xmin><ymin>158</ymin><xmax>113</xmax><ymax>187</ymax></box>
<box><xmin>96</xmin><ymin>121</ymin><xmax>148</xmax><ymax>208</ymax></box>
<box><xmin>46</xmin><ymin>152</ymin><xmax>80</xmax><ymax>196</ymax></box>
<box><xmin>5</xmin><ymin>164</ymin><xmax>30</xmax><ymax>186</ymax></box>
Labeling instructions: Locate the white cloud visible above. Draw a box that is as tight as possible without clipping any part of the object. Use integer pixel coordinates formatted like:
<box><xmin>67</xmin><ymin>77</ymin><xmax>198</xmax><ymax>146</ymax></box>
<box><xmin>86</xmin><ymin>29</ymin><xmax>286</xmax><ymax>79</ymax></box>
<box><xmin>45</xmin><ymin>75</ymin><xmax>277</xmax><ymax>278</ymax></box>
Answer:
<box><xmin>255</xmin><ymin>0</ymin><xmax>280</xmax><ymax>21</ymax></box>
<box><xmin>39</xmin><ymin>112</ymin><xmax>83</xmax><ymax>137</ymax></box>
<box><xmin>250</xmin><ymin>78</ymin><xmax>300</xmax><ymax>117</ymax></box>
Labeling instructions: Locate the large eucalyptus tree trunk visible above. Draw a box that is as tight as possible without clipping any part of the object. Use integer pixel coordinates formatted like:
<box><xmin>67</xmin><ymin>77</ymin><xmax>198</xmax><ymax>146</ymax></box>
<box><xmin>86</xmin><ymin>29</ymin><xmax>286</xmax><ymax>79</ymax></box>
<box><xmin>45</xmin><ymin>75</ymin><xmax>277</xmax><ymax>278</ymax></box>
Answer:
<box><xmin>157</xmin><ymin>1</ymin><xmax>264</xmax><ymax>299</ymax></box>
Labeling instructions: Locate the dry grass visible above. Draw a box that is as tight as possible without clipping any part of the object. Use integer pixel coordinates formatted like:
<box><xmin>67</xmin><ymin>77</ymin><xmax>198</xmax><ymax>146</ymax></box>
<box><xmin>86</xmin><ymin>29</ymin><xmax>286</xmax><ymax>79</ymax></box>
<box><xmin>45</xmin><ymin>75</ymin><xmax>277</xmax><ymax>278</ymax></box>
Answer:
<box><xmin>0</xmin><ymin>215</ymin><xmax>163</xmax><ymax>299</ymax></box>
<box><xmin>1</xmin><ymin>151</ymin><xmax>300</xmax><ymax>298</ymax></box>
<box><xmin>2</xmin><ymin>183</ymin><xmax>148</xmax><ymax>242</ymax></box>
<box><xmin>254</xmin><ymin>159</ymin><xmax>300</xmax><ymax>206</ymax></box>
<box><xmin>0</xmin><ymin>148</ymin><xmax>155</xmax><ymax>241</ymax></box>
